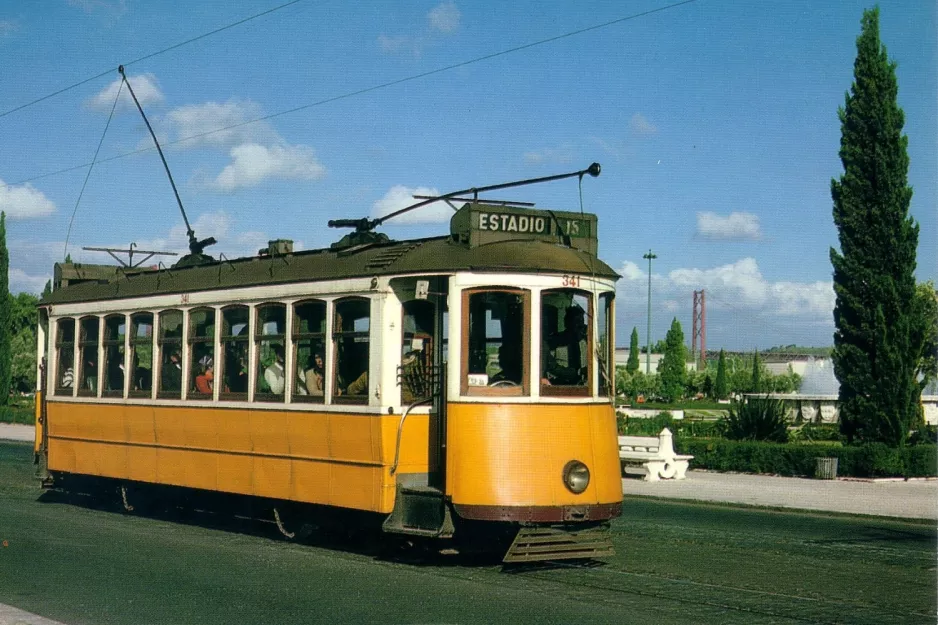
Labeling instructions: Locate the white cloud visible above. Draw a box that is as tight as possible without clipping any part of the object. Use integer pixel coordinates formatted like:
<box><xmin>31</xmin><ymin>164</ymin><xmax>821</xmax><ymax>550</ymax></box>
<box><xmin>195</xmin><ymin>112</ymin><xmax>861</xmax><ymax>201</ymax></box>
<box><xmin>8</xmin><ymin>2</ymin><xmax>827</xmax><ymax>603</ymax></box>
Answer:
<box><xmin>371</xmin><ymin>185</ymin><xmax>454</xmax><ymax>224</ymax></box>
<box><xmin>0</xmin><ymin>181</ymin><xmax>56</xmax><ymax>218</ymax></box>
<box><xmin>88</xmin><ymin>73</ymin><xmax>163</xmax><ymax>112</ymax></box>
<box><xmin>209</xmin><ymin>143</ymin><xmax>326</xmax><ymax>192</ymax></box>
<box><xmin>629</xmin><ymin>113</ymin><xmax>657</xmax><ymax>136</ymax></box>
<box><xmin>166</xmin><ymin>101</ymin><xmax>277</xmax><ymax>148</ymax></box>
<box><xmin>617</xmin><ymin>256</ymin><xmax>834</xmax><ymax>320</ymax></box>
<box><xmin>696</xmin><ymin>211</ymin><xmax>762</xmax><ymax>241</ymax></box>
<box><xmin>8</xmin><ymin>267</ymin><xmax>50</xmax><ymax>296</ymax></box>
<box><xmin>523</xmin><ymin>144</ymin><xmax>576</xmax><ymax>165</ymax></box>
<box><xmin>428</xmin><ymin>1</ymin><xmax>460</xmax><ymax>33</ymax></box>
<box><xmin>378</xmin><ymin>34</ymin><xmax>419</xmax><ymax>56</ymax></box>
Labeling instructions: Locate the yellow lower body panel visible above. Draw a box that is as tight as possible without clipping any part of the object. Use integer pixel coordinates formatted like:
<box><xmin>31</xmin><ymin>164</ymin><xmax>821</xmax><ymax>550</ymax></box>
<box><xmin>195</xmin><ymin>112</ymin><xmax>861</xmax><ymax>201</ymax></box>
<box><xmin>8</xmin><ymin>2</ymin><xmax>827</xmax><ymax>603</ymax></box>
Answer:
<box><xmin>445</xmin><ymin>402</ymin><xmax>622</xmax><ymax>509</ymax></box>
<box><xmin>46</xmin><ymin>402</ymin><xmax>433</xmax><ymax>515</ymax></box>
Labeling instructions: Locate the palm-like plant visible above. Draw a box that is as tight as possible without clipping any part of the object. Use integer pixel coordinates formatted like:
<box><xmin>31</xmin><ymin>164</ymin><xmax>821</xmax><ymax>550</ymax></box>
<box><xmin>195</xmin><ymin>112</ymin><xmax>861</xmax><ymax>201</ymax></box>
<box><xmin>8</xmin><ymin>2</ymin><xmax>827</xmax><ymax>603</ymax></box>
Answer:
<box><xmin>721</xmin><ymin>396</ymin><xmax>789</xmax><ymax>443</ymax></box>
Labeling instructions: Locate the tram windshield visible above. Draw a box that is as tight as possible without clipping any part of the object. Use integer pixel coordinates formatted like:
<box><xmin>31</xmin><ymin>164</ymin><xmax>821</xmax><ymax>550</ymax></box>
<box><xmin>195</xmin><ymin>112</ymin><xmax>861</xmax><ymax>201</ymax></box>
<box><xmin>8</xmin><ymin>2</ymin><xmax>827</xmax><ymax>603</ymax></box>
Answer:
<box><xmin>541</xmin><ymin>289</ymin><xmax>590</xmax><ymax>394</ymax></box>
<box><xmin>464</xmin><ymin>289</ymin><xmax>527</xmax><ymax>394</ymax></box>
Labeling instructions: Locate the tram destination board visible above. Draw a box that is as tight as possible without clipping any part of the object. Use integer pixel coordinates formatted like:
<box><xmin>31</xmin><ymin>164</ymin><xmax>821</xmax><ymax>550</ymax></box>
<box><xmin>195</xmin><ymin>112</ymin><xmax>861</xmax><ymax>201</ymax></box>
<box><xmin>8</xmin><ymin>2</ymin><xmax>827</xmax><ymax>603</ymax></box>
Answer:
<box><xmin>450</xmin><ymin>203</ymin><xmax>598</xmax><ymax>256</ymax></box>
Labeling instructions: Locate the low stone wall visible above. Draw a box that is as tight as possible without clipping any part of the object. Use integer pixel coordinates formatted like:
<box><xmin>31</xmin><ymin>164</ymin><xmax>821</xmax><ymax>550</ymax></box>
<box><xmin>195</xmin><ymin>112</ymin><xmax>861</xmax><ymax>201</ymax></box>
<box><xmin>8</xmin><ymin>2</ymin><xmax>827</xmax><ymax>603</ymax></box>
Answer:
<box><xmin>617</xmin><ymin>408</ymin><xmax>684</xmax><ymax>420</ymax></box>
<box><xmin>746</xmin><ymin>394</ymin><xmax>938</xmax><ymax>426</ymax></box>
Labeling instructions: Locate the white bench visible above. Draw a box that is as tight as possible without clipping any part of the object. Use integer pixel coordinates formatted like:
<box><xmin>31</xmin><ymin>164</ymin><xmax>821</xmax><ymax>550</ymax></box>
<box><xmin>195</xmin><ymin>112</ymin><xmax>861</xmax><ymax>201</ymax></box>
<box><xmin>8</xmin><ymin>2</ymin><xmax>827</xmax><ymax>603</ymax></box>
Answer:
<box><xmin>618</xmin><ymin>428</ymin><xmax>693</xmax><ymax>481</ymax></box>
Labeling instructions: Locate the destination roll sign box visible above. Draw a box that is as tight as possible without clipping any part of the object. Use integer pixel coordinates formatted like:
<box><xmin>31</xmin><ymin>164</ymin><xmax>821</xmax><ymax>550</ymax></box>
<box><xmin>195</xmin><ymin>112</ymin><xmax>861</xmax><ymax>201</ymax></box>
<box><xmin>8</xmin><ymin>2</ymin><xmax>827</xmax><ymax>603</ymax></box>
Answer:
<box><xmin>450</xmin><ymin>202</ymin><xmax>599</xmax><ymax>256</ymax></box>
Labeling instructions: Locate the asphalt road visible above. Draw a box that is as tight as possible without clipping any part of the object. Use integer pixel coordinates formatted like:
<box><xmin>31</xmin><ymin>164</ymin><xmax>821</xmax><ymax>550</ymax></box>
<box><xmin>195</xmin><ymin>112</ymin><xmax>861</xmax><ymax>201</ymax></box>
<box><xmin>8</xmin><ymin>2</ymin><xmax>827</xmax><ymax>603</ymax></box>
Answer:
<box><xmin>1</xmin><ymin>441</ymin><xmax>935</xmax><ymax>625</ymax></box>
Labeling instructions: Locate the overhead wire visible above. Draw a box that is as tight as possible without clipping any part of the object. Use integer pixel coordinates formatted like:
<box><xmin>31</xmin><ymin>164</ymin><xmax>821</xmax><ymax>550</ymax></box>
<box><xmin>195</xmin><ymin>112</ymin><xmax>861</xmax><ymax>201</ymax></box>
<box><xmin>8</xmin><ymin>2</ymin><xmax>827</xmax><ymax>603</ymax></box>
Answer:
<box><xmin>0</xmin><ymin>0</ymin><xmax>306</xmax><ymax>120</ymax></box>
<box><xmin>6</xmin><ymin>0</ymin><xmax>700</xmax><ymax>187</ymax></box>
<box><xmin>63</xmin><ymin>79</ymin><xmax>123</xmax><ymax>260</ymax></box>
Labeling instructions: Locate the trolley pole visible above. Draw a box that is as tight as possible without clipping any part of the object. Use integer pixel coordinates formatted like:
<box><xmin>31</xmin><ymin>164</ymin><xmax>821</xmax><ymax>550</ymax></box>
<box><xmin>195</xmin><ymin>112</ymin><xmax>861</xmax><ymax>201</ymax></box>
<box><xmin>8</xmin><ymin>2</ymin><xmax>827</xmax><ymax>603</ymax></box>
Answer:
<box><xmin>643</xmin><ymin>249</ymin><xmax>657</xmax><ymax>374</ymax></box>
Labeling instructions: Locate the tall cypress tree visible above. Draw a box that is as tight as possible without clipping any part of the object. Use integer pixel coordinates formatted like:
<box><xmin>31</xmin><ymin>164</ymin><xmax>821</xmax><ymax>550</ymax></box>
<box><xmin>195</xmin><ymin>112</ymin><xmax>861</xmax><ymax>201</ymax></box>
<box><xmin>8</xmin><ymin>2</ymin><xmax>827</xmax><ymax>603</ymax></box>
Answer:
<box><xmin>0</xmin><ymin>212</ymin><xmax>10</xmax><ymax>406</ymax></box>
<box><xmin>658</xmin><ymin>318</ymin><xmax>686</xmax><ymax>403</ymax></box>
<box><xmin>831</xmin><ymin>7</ymin><xmax>920</xmax><ymax>446</ymax></box>
<box><xmin>714</xmin><ymin>349</ymin><xmax>728</xmax><ymax>399</ymax></box>
<box><xmin>626</xmin><ymin>327</ymin><xmax>640</xmax><ymax>374</ymax></box>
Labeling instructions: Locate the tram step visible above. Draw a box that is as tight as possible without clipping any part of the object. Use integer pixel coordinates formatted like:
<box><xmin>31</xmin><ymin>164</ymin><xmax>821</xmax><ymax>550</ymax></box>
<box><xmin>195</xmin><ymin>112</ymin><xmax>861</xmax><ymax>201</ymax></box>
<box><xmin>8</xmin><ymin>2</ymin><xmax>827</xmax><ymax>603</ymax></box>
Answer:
<box><xmin>382</xmin><ymin>482</ymin><xmax>454</xmax><ymax>538</ymax></box>
<box><xmin>503</xmin><ymin>525</ymin><xmax>615</xmax><ymax>563</ymax></box>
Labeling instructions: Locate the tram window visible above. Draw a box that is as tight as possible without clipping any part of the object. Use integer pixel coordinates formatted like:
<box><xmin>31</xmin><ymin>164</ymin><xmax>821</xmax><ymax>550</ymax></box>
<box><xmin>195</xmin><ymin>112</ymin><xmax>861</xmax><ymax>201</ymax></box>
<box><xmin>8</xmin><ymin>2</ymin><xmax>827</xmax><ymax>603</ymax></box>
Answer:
<box><xmin>540</xmin><ymin>289</ymin><xmax>591</xmax><ymax>396</ymax></box>
<box><xmin>219</xmin><ymin>306</ymin><xmax>249</xmax><ymax>400</ymax></box>
<box><xmin>598</xmin><ymin>293</ymin><xmax>614</xmax><ymax>397</ymax></box>
<box><xmin>462</xmin><ymin>289</ymin><xmax>529</xmax><ymax>396</ymax></box>
<box><xmin>158</xmin><ymin>310</ymin><xmax>183</xmax><ymax>398</ymax></box>
<box><xmin>188</xmin><ymin>308</ymin><xmax>216</xmax><ymax>400</ymax></box>
<box><xmin>333</xmin><ymin>298</ymin><xmax>369</xmax><ymax>404</ymax></box>
<box><xmin>401</xmin><ymin>300</ymin><xmax>434</xmax><ymax>403</ymax></box>
<box><xmin>255</xmin><ymin>303</ymin><xmax>286</xmax><ymax>402</ymax></box>
<box><xmin>129</xmin><ymin>313</ymin><xmax>153</xmax><ymax>396</ymax></box>
<box><xmin>293</xmin><ymin>300</ymin><xmax>326</xmax><ymax>403</ymax></box>
<box><xmin>77</xmin><ymin>316</ymin><xmax>100</xmax><ymax>396</ymax></box>
<box><xmin>55</xmin><ymin>318</ymin><xmax>76</xmax><ymax>395</ymax></box>
<box><xmin>102</xmin><ymin>314</ymin><xmax>126</xmax><ymax>397</ymax></box>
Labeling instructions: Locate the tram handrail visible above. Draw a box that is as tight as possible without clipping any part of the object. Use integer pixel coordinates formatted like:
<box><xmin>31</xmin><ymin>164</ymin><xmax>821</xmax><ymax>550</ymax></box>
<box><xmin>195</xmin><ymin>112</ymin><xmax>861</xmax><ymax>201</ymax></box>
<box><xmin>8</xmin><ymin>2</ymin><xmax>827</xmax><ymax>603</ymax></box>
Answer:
<box><xmin>390</xmin><ymin>397</ymin><xmax>434</xmax><ymax>476</ymax></box>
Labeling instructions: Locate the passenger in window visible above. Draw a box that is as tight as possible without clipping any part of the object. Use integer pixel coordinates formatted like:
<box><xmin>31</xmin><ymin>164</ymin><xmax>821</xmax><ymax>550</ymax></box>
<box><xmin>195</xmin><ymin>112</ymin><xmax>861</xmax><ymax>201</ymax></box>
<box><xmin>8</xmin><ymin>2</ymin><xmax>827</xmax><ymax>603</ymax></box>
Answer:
<box><xmin>135</xmin><ymin>366</ymin><xmax>152</xmax><ymax>392</ymax></box>
<box><xmin>84</xmin><ymin>359</ymin><xmax>98</xmax><ymax>391</ymax></box>
<box><xmin>264</xmin><ymin>344</ymin><xmax>285</xmax><ymax>395</ymax></box>
<box><xmin>107</xmin><ymin>349</ymin><xmax>124</xmax><ymax>392</ymax></box>
<box><xmin>61</xmin><ymin>367</ymin><xmax>74</xmax><ymax>389</ymax></box>
<box><xmin>337</xmin><ymin>370</ymin><xmax>367</xmax><ymax>396</ymax></box>
<box><xmin>491</xmin><ymin>343</ymin><xmax>521</xmax><ymax>385</ymax></box>
<box><xmin>304</xmin><ymin>351</ymin><xmax>325</xmax><ymax>396</ymax></box>
<box><xmin>543</xmin><ymin>306</ymin><xmax>588</xmax><ymax>386</ymax></box>
<box><xmin>163</xmin><ymin>351</ymin><xmax>182</xmax><ymax>391</ymax></box>
<box><xmin>195</xmin><ymin>356</ymin><xmax>214</xmax><ymax>394</ymax></box>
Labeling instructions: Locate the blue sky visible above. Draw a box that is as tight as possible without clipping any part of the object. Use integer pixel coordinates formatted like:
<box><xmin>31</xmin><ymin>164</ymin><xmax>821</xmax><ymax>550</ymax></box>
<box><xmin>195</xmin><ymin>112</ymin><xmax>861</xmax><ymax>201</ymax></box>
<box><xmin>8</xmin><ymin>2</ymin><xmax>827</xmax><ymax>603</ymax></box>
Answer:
<box><xmin>1</xmin><ymin>0</ymin><xmax>934</xmax><ymax>351</ymax></box>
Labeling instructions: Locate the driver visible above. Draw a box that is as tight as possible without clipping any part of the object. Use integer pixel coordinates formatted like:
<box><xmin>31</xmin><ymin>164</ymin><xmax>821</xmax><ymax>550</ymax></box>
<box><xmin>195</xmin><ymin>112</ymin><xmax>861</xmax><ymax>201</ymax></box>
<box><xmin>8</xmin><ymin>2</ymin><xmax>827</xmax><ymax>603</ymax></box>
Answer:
<box><xmin>491</xmin><ymin>343</ymin><xmax>521</xmax><ymax>385</ymax></box>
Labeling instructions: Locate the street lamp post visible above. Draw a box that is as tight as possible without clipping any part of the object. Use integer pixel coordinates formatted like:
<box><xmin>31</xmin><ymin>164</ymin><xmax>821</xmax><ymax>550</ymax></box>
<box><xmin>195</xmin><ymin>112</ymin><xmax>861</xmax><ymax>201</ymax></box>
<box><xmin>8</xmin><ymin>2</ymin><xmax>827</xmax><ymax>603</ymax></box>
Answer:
<box><xmin>643</xmin><ymin>249</ymin><xmax>657</xmax><ymax>374</ymax></box>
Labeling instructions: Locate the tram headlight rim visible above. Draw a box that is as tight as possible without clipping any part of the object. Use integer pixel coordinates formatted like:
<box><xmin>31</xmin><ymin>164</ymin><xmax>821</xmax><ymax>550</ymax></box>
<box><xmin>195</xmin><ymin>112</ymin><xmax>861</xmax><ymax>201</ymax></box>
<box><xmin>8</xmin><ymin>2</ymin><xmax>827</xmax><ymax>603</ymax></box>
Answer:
<box><xmin>562</xmin><ymin>459</ymin><xmax>590</xmax><ymax>494</ymax></box>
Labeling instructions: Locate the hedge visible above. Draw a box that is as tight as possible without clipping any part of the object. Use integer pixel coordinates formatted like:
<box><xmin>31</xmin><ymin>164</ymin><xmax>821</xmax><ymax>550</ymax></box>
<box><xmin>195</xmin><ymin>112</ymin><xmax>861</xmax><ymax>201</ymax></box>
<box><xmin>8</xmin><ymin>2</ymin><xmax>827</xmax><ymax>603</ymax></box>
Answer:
<box><xmin>0</xmin><ymin>404</ymin><xmax>34</xmax><ymax>425</ymax></box>
<box><xmin>679</xmin><ymin>438</ymin><xmax>937</xmax><ymax>478</ymax></box>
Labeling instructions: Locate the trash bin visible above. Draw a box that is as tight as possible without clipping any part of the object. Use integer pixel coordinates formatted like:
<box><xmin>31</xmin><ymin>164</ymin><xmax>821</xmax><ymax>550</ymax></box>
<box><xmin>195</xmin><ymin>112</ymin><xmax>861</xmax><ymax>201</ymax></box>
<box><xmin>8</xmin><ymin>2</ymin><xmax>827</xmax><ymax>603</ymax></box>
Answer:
<box><xmin>814</xmin><ymin>457</ymin><xmax>838</xmax><ymax>480</ymax></box>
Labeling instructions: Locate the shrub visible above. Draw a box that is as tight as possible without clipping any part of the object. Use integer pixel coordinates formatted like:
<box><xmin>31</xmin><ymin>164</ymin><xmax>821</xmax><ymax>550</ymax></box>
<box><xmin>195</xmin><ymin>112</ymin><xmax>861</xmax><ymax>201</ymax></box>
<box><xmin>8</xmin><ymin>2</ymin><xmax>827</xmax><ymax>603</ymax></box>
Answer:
<box><xmin>680</xmin><ymin>439</ymin><xmax>937</xmax><ymax>478</ymax></box>
<box><xmin>789</xmin><ymin>423</ymin><xmax>844</xmax><ymax>443</ymax></box>
<box><xmin>0</xmin><ymin>404</ymin><xmax>34</xmax><ymax>425</ymax></box>
<box><xmin>721</xmin><ymin>397</ymin><xmax>789</xmax><ymax>443</ymax></box>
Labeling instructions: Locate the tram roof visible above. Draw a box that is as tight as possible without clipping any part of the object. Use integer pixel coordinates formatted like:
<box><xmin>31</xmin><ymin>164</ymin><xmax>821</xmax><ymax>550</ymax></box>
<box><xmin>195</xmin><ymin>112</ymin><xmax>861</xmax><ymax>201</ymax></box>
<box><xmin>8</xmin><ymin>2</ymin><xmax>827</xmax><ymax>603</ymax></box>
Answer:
<box><xmin>40</xmin><ymin>235</ymin><xmax>619</xmax><ymax>307</ymax></box>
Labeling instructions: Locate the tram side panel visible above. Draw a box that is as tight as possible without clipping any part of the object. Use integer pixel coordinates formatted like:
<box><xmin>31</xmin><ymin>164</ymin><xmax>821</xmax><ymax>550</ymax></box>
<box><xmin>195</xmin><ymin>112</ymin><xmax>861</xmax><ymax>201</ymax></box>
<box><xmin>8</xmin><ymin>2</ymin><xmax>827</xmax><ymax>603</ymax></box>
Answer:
<box><xmin>44</xmin><ymin>402</ymin><xmax>434</xmax><ymax>515</ymax></box>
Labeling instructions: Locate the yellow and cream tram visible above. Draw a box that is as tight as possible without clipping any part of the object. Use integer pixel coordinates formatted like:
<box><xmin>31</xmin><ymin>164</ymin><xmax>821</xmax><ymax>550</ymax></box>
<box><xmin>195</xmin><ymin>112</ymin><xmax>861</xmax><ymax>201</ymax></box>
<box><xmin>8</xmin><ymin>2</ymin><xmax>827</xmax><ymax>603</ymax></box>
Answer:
<box><xmin>34</xmin><ymin>167</ymin><xmax>622</xmax><ymax>562</ymax></box>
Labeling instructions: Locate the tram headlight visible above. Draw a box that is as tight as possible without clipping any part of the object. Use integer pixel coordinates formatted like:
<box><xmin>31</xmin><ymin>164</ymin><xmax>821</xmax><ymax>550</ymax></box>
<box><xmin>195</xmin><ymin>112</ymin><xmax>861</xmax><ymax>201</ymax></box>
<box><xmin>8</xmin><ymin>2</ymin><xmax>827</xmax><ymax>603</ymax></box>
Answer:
<box><xmin>562</xmin><ymin>460</ymin><xmax>590</xmax><ymax>494</ymax></box>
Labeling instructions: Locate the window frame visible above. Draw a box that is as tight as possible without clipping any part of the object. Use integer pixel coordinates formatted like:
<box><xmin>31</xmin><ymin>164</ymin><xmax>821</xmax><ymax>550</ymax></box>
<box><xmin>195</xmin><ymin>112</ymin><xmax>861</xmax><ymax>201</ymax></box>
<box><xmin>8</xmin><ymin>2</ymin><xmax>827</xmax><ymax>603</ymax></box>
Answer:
<box><xmin>101</xmin><ymin>313</ymin><xmax>127</xmax><ymax>398</ymax></box>
<box><xmin>54</xmin><ymin>317</ymin><xmax>76</xmax><ymax>396</ymax></box>
<box><xmin>218</xmin><ymin>304</ymin><xmax>250</xmax><ymax>401</ymax></box>
<box><xmin>597</xmin><ymin>292</ymin><xmax>614</xmax><ymax>398</ymax></box>
<box><xmin>332</xmin><ymin>296</ymin><xmax>371</xmax><ymax>405</ymax></box>
<box><xmin>292</xmin><ymin>299</ymin><xmax>327</xmax><ymax>404</ymax></box>
<box><xmin>460</xmin><ymin>287</ymin><xmax>531</xmax><ymax>397</ymax></box>
<box><xmin>254</xmin><ymin>302</ymin><xmax>287</xmax><ymax>403</ymax></box>
<box><xmin>128</xmin><ymin>312</ymin><xmax>154</xmax><ymax>398</ymax></box>
<box><xmin>539</xmin><ymin>288</ymin><xmax>593</xmax><ymax>398</ymax></box>
<box><xmin>187</xmin><ymin>307</ymin><xmax>217</xmax><ymax>401</ymax></box>
<box><xmin>157</xmin><ymin>309</ymin><xmax>184</xmax><ymax>399</ymax></box>
<box><xmin>76</xmin><ymin>315</ymin><xmax>100</xmax><ymax>397</ymax></box>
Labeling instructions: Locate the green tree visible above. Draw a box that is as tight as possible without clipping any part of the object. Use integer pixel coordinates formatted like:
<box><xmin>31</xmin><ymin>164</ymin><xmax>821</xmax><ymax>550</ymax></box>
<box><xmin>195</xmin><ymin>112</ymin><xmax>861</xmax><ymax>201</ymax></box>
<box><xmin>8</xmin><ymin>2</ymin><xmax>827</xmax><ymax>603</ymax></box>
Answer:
<box><xmin>8</xmin><ymin>293</ymin><xmax>39</xmax><ymax>394</ymax></box>
<box><xmin>714</xmin><ymin>349</ymin><xmax>728</xmax><ymax>399</ymax></box>
<box><xmin>657</xmin><ymin>317</ymin><xmax>686</xmax><ymax>403</ymax></box>
<box><xmin>830</xmin><ymin>7</ymin><xmax>921</xmax><ymax>446</ymax></box>
<box><xmin>41</xmin><ymin>280</ymin><xmax>52</xmax><ymax>299</ymax></box>
<box><xmin>0</xmin><ymin>212</ymin><xmax>9</xmax><ymax>405</ymax></box>
<box><xmin>912</xmin><ymin>281</ymin><xmax>937</xmax><ymax>392</ymax></box>
<box><xmin>626</xmin><ymin>327</ymin><xmax>640</xmax><ymax>374</ymax></box>
<box><xmin>750</xmin><ymin>350</ymin><xmax>762</xmax><ymax>393</ymax></box>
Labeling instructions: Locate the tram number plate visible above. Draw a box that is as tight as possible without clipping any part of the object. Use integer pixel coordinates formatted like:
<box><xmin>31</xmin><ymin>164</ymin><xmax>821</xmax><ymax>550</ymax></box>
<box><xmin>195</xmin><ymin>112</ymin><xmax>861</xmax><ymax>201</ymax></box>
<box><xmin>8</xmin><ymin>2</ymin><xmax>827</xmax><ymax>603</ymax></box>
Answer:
<box><xmin>562</xmin><ymin>275</ymin><xmax>581</xmax><ymax>287</ymax></box>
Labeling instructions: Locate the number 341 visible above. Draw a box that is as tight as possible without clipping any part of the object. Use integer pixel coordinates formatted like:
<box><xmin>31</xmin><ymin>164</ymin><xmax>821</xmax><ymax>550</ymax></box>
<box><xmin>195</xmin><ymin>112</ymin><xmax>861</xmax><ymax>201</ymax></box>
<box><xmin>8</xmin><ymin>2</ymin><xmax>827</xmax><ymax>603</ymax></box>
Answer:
<box><xmin>562</xmin><ymin>275</ymin><xmax>581</xmax><ymax>287</ymax></box>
